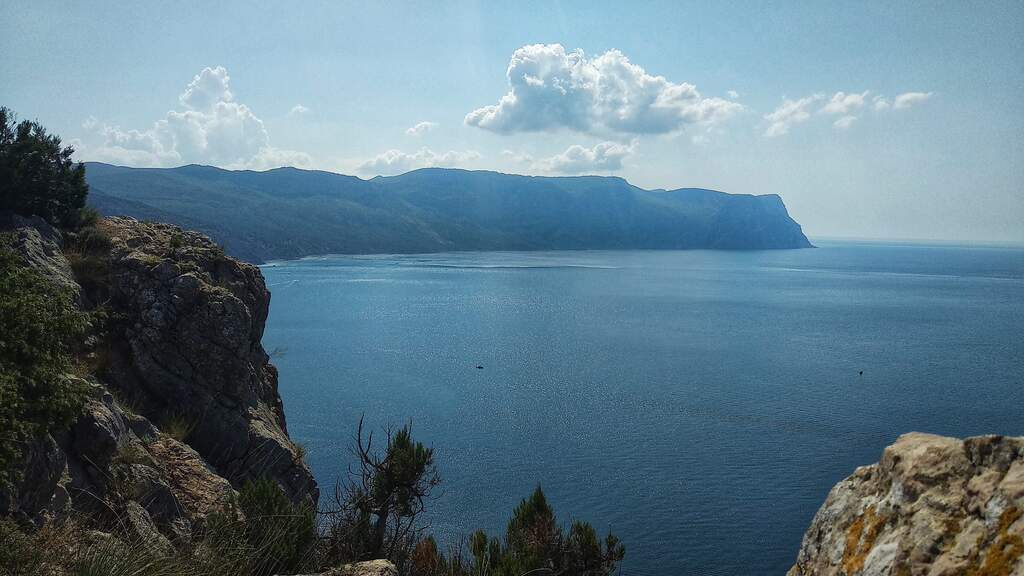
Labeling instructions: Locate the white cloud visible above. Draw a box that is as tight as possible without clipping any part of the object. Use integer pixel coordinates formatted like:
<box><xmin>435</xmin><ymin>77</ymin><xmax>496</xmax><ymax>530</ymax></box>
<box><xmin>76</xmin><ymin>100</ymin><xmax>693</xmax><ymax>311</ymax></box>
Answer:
<box><xmin>79</xmin><ymin>66</ymin><xmax>310</xmax><ymax>169</ymax></box>
<box><xmin>820</xmin><ymin>91</ymin><xmax>868</xmax><ymax>115</ymax></box>
<box><xmin>501</xmin><ymin>149</ymin><xmax>534</xmax><ymax>165</ymax></box>
<box><xmin>833</xmin><ymin>115</ymin><xmax>857</xmax><ymax>130</ymax></box>
<box><xmin>873</xmin><ymin>95</ymin><xmax>891</xmax><ymax>111</ymax></box>
<box><xmin>288</xmin><ymin>104</ymin><xmax>311</xmax><ymax>117</ymax></box>
<box><xmin>405</xmin><ymin>121</ymin><xmax>438</xmax><ymax>136</ymax></box>
<box><xmin>536</xmin><ymin>140</ymin><xmax>637</xmax><ymax>174</ymax></box>
<box><xmin>727</xmin><ymin>90</ymin><xmax>740</xmax><ymax>99</ymax></box>
<box><xmin>179</xmin><ymin>66</ymin><xmax>234</xmax><ymax>111</ymax></box>
<box><xmin>892</xmin><ymin>91</ymin><xmax>933</xmax><ymax>110</ymax></box>
<box><xmin>356</xmin><ymin>148</ymin><xmax>481</xmax><ymax>176</ymax></box>
<box><xmin>763</xmin><ymin>94</ymin><xmax>823</xmax><ymax>137</ymax></box>
<box><xmin>465</xmin><ymin>43</ymin><xmax>742</xmax><ymax>135</ymax></box>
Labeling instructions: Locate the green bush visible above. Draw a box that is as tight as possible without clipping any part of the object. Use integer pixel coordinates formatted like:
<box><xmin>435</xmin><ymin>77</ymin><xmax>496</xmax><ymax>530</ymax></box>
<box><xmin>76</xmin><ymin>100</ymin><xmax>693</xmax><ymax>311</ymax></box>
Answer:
<box><xmin>0</xmin><ymin>107</ymin><xmax>89</xmax><ymax>228</ymax></box>
<box><xmin>0</xmin><ymin>243</ymin><xmax>90</xmax><ymax>486</ymax></box>
<box><xmin>451</xmin><ymin>487</ymin><xmax>624</xmax><ymax>576</ymax></box>
<box><xmin>233</xmin><ymin>478</ymin><xmax>318</xmax><ymax>576</ymax></box>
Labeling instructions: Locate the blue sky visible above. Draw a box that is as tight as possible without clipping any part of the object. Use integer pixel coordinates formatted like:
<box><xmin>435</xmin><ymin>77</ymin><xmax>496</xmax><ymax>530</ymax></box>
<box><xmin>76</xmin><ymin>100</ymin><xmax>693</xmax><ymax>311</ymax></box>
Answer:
<box><xmin>3</xmin><ymin>1</ymin><xmax>1022</xmax><ymax>242</ymax></box>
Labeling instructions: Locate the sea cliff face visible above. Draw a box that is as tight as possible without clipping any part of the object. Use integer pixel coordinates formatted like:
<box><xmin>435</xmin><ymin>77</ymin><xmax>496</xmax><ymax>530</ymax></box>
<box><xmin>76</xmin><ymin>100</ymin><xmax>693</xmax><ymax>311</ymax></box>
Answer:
<box><xmin>789</xmin><ymin>433</ymin><xmax>1024</xmax><ymax>575</ymax></box>
<box><xmin>85</xmin><ymin>163</ymin><xmax>813</xmax><ymax>264</ymax></box>
<box><xmin>0</xmin><ymin>213</ymin><xmax>316</xmax><ymax>545</ymax></box>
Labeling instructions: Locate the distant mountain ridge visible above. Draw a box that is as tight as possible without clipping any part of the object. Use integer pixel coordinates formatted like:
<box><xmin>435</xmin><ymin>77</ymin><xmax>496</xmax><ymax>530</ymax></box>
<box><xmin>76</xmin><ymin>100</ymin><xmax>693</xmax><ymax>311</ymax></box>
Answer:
<box><xmin>85</xmin><ymin>162</ymin><xmax>812</xmax><ymax>263</ymax></box>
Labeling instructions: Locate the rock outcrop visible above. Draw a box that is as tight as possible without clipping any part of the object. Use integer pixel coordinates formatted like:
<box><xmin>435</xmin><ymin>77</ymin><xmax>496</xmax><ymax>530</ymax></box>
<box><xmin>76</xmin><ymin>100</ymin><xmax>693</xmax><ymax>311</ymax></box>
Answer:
<box><xmin>100</xmin><ymin>217</ymin><xmax>317</xmax><ymax>505</ymax></box>
<box><xmin>789</xmin><ymin>432</ymin><xmax>1024</xmax><ymax>575</ymax></box>
<box><xmin>0</xmin><ymin>211</ymin><xmax>79</xmax><ymax>296</ymax></box>
<box><xmin>0</xmin><ymin>214</ymin><xmax>317</xmax><ymax>546</ymax></box>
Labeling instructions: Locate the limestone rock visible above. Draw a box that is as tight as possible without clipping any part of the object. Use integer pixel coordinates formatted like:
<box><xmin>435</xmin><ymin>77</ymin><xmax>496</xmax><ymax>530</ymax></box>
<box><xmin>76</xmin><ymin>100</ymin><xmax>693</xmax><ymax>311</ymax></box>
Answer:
<box><xmin>0</xmin><ymin>210</ymin><xmax>79</xmax><ymax>296</ymax></box>
<box><xmin>789</xmin><ymin>432</ymin><xmax>1024</xmax><ymax>575</ymax></box>
<box><xmin>100</xmin><ymin>217</ymin><xmax>317</xmax><ymax>505</ymax></box>
<box><xmin>294</xmin><ymin>559</ymin><xmax>399</xmax><ymax>576</ymax></box>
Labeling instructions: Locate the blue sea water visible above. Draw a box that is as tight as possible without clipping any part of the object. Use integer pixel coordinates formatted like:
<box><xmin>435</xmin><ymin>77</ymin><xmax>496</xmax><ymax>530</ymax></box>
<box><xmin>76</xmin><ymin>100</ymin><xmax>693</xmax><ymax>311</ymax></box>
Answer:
<box><xmin>260</xmin><ymin>241</ymin><xmax>1024</xmax><ymax>575</ymax></box>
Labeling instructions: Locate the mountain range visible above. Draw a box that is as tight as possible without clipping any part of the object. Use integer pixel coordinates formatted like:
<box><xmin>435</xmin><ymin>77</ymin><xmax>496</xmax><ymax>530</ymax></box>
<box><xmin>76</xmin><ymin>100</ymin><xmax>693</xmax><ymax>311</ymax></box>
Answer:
<box><xmin>85</xmin><ymin>162</ymin><xmax>812</xmax><ymax>263</ymax></box>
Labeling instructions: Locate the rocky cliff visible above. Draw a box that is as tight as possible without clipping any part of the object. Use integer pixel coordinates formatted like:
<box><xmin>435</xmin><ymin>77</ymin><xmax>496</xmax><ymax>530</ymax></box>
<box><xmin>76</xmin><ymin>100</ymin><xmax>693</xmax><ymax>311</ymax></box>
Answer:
<box><xmin>790</xmin><ymin>432</ymin><xmax>1024</xmax><ymax>575</ymax></box>
<box><xmin>0</xmin><ymin>213</ymin><xmax>316</xmax><ymax>546</ymax></box>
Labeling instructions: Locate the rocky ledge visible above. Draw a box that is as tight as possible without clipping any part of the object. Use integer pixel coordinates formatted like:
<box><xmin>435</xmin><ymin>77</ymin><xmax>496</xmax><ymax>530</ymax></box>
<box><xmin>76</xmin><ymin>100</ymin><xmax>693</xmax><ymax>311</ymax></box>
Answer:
<box><xmin>789</xmin><ymin>432</ymin><xmax>1024</xmax><ymax>575</ymax></box>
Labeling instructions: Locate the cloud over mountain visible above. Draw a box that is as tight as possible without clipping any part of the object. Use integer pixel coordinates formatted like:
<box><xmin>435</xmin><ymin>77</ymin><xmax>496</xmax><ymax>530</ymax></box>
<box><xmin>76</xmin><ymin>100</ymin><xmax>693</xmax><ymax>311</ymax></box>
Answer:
<box><xmin>357</xmin><ymin>148</ymin><xmax>481</xmax><ymax>176</ymax></box>
<box><xmin>80</xmin><ymin>66</ymin><xmax>310</xmax><ymax>169</ymax></box>
<box><xmin>465</xmin><ymin>44</ymin><xmax>741</xmax><ymax>135</ymax></box>
<box><xmin>537</xmin><ymin>141</ymin><xmax>637</xmax><ymax>174</ymax></box>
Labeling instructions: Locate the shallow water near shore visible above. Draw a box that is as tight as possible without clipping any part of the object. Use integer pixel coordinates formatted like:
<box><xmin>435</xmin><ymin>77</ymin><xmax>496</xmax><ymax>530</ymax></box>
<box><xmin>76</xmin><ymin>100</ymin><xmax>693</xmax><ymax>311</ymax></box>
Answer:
<box><xmin>261</xmin><ymin>241</ymin><xmax>1024</xmax><ymax>575</ymax></box>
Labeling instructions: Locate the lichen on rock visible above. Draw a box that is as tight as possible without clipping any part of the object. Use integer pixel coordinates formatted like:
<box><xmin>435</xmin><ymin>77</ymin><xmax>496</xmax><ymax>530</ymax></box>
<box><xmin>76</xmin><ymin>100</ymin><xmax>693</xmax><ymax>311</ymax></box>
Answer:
<box><xmin>789</xmin><ymin>432</ymin><xmax>1024</xmax><ymax>575</ymax></box>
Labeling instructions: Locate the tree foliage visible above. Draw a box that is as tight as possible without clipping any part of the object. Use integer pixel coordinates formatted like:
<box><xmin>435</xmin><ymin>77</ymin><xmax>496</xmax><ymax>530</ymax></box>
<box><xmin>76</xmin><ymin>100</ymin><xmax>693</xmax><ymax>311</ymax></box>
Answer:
<box><xmin>324</xmin><ymin>418</ymin><xmax>441</xmax><ymax>566</ymax></box>
<box><xmin>464</xmin><ymin>486</ymin><xmax>625</xmax><ymax>576</ymax></box>
<box><xmin>0</xmin><ymin>106</ymin><xmax>89</xmax><ymax>228</ymax></box>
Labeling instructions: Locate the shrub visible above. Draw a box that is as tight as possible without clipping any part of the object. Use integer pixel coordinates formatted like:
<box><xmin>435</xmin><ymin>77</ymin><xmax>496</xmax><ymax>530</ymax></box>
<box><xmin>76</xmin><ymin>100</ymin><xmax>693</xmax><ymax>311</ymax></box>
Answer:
<box><xmin>0</xmin><ymin>243</ymin><xmax>90</xmax><ymax>487</ymax></box>
<box><xmin>234</xmin><ymin>478</ymin><xmax>318</xmax><ymax>576</ymax></box>
<box><xmin>161</xmin><ymin>413</ymin><xmax>195</xmax><ymax>443</ymax></box>
<box><xmin>0</xmin><ymin>107</ymin><xmax>89</xmax><ymax>229</ymax></box>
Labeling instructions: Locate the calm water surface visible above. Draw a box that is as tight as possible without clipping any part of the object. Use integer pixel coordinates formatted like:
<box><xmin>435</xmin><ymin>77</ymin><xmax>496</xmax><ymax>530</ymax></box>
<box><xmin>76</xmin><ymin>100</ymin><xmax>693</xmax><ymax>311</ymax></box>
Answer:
<box><xmin>261</xmin><ymin>242</ymin><xmax>1024</xmax><ymax>575</ymax></box>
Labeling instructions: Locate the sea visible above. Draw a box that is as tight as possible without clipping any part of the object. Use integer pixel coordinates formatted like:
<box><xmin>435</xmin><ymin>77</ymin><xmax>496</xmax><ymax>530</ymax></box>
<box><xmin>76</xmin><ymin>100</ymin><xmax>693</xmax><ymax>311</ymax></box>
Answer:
<box><xmin>260</xmin><ymin>240</ymin><xmax>1024</xmax><ymax>575</ymax></box>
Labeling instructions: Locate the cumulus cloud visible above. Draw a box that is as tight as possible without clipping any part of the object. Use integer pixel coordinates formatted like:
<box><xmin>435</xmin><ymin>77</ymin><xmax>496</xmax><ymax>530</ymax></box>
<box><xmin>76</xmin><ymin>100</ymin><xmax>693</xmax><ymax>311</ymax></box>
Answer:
<box><xmin>79</xmin><ymin>66</ymin><xmax>310</xmax><ymax>169</ymax></box>
<box><xmin>405</xmin><ymin>121</ymin><xmax>438</xmax><ymax>136</ymax></box>
<box><xmin>820</xmin><ymin>91</ymin><xmax>868</xmax><ymax>115</ymax></box>
<box><xmin>501</xmin><ymin>149</ymin><xmax>534</xmax><ymax>165</ymax></box>
<box><xmin>356</xmin><ymin>148</ymin><xmax>481</xmax><ymax>176</ymax></box>
<box><xmin>763</xmin><ymin>94</ymin><xmax>823</xmax><ymax>137</ymax></box>
<box><xmin>465</xmin><ymin>43</ymin><xmax>742</xmax><ymax>135</ymax></box>
<box><xmin>892</xmin><ymin>91</ymin><xmax>933</xmax><ymax>110</ymax></box>
<box><xmin>727</xmin><ymin>90</ymin><xmax>740</xmax><ymax>99</ymax></box>
<box><xmin>288</xmin><ymin>104</ymin><xmax>311</xmax><ymax>117</ymax></box>
<box><xmin>833</xmin><ymin>115</ymin><xmax>857</xmax><ymax>130</ymax></box>
<box><xmin>179</xmin><ymin>66</ymin><xmax>234</xmax><ymax>110</ymax></box>
<box><xmin>872</xmin><ymin>92</ymin><xmax>932</xmax><ymax>112</ymax></box>
<box><xmin>536</xmin><ymin>140</ymin><xmax>637</xmax><ymax>174</ymax></box>
<box><xmin>765</xmin><ymin>88</ymin><xmax>931</xmax><ymax>135</ymax></box>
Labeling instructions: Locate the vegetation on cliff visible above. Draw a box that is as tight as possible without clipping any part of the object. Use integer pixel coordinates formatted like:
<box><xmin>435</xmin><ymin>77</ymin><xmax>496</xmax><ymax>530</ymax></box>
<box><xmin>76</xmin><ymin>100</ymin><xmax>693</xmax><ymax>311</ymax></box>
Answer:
<box><xmin>0</xmin><ymin>108</ymin><xmax>626</xmax><ymax>576</ymax></box>
<box><xmin>0</xmin><ymin>244</ymin><xmax>90</xmax><ymax>485</ymax></box>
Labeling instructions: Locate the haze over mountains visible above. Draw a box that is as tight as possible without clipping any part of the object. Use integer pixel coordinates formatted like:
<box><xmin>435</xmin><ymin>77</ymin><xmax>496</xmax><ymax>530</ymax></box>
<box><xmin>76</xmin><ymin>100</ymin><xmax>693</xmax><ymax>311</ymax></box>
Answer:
<box><xmin>85</xmin><ymin>162</ymin><xmax>812</xmax><ymax>263</ymax></box>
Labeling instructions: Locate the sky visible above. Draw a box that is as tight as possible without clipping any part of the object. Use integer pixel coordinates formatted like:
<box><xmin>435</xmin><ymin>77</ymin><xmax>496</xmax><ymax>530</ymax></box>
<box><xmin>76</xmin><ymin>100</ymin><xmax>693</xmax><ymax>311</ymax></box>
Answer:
<box><xmin>2</xmin><ymin>1</ymin><xmax>1022</xmax><ymax>242</ymax></box>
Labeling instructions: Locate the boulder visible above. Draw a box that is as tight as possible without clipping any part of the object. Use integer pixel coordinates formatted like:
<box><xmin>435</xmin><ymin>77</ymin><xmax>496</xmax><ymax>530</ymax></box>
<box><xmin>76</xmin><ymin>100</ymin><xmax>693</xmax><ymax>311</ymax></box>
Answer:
<box><xmin>789</xmin><ymin>432</ymin><xmax>1024</xmax><ymax>575</ymax></box>
<box><xmin>293</xmin><ymin>559</ymin><xmax>399</xmax><ymax>576</ymax></box>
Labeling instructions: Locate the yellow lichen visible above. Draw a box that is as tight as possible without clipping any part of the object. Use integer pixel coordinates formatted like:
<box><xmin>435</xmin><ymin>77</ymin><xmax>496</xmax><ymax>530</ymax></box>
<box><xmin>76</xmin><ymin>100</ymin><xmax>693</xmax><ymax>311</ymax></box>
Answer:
<box><xmin>843</xmin><ymin>505</ymin><xmax>888</xmax><ymax>574</ymax></box>
<box><xmin>967</xmin><ymin>507</ymin><xmax>1023</xmax><ymax>576</ymax></box>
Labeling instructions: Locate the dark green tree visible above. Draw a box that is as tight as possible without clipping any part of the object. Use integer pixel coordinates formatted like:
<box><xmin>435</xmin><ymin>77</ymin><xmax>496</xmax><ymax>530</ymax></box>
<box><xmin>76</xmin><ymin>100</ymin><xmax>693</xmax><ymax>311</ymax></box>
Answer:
<box><xmin>462</xmin><ymin>486</ymin><xmax>625</xmax><ymax>576</ymax></box>
<box><xmin>326</xmin><ymin>418</ymin><xmax>440</xmax><ymax>565</ymax></box>
<box><xmin>0</xmin><ymin>107</ymin><xmax>89</xmax><ymax>228</ymax></box>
